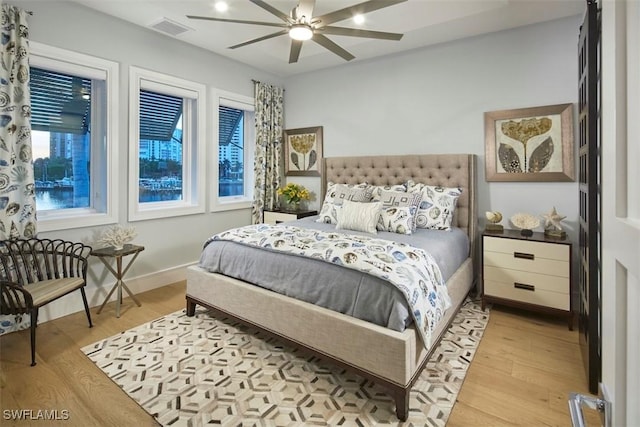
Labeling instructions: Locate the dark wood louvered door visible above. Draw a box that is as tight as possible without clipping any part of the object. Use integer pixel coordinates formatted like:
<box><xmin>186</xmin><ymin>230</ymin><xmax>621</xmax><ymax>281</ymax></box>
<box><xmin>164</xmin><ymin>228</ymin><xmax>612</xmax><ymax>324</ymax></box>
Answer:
<box><xmin>577</xmin><ymin>0</ymin><xmax>600</xmax><ymax>394</ymax></box>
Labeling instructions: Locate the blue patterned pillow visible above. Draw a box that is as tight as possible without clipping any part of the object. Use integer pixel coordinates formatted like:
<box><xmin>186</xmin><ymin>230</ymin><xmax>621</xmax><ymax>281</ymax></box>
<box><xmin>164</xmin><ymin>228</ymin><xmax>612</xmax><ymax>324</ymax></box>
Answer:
<box><xmin>378</xmin><ymin>206</ymin><xmax>418</xmax><ymax>235</ymax></box>
<box><xmin>406</xmin><ymin>180</ymin><xmax>462</xmax><ymax>230</ymax></box>
<box><xmin>373</xmin><ymin>189</ymin><xmax>422</xmax><ymax>233</ymax></box>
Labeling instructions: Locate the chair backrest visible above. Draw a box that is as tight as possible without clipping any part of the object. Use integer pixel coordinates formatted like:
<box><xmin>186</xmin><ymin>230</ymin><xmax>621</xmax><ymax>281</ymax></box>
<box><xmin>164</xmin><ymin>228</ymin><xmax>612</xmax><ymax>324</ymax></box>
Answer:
<box><xmin>0</xmin><ymin>239</ymin><xmax>91</xmax><ymax>286</ymax></box>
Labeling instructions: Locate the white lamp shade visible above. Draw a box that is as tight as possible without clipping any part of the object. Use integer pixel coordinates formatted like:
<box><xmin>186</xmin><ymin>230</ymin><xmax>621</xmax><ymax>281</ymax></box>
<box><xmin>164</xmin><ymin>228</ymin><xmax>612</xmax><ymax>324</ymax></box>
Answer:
<box><xmin>289</xmin><ymin>24</ymin><xmax>313</xmax><ymax>41</ymax></box>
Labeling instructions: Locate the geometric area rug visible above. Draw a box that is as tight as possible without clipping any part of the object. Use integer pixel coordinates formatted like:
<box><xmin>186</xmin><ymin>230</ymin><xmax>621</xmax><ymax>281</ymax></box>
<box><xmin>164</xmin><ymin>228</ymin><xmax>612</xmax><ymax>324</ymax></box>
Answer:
<box><xmin>82</xmin><ymin>298</ymin><xmax>489</xmax><ymax>427</ymax></box>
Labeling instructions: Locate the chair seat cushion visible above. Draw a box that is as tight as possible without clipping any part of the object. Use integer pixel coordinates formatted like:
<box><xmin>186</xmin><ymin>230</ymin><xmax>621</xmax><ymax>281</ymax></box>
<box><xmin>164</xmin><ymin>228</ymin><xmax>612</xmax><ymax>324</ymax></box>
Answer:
<box><xmin>24</xmin><ymin>278</ymin><xmax>85</xmax><ymax>307</ymax></box>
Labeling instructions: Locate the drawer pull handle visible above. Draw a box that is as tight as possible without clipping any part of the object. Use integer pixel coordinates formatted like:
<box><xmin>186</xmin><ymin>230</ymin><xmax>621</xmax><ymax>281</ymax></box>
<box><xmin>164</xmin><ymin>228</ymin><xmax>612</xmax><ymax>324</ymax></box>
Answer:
<box><xmin>514</xmin><ymin>282</ymin><xmax>535</xmax><ymax>292</ymax></box>
<box><xmin>514</xmin><ymin>251</ymin><xmax>535</xmax><ymax>260</ymax></box>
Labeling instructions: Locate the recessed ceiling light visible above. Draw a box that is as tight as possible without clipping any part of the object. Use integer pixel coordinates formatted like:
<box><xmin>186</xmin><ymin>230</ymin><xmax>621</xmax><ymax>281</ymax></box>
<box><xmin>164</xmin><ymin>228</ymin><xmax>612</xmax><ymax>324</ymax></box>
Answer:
<box><xmin>214</xmin><ymin>1</ymin><xmax>228</xmax><ymax>12</ymax></box>
<box><xmin>353</xmin><ymin>14</ymin><xmax>365</xmax><ymax>25</ymax></box>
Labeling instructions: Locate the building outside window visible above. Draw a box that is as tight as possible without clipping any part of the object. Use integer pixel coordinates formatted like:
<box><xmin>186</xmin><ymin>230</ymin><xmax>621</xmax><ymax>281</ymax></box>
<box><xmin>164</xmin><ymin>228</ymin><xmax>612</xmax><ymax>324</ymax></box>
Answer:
<box><xmin>128</xmin><ymin>66</ymin><xmax>206</xmax><ymax>221</ymax></box>
<box><xmin>138</xmin><ymin>90</ymin><xmax>183</xmax><ymax>203</ymax></box>
<box><xmin>213</xmin><ymin>93</ymin><xmax>255</xmax><ymax>211</ymax></box>
<box><xmin>29</xmin><ymin>42</ymin><xmax>118</xmax><ymax>231</ymax></box>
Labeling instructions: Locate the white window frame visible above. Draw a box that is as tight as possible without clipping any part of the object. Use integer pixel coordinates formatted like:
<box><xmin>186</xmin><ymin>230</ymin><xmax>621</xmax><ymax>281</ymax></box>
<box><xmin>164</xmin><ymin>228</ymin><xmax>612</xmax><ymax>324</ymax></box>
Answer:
<box><xmin>211</xmin><ymin>89</ymin><xmax>255</xmax><ymax>212</ymax></box>
<box><xmin>30</xmin><ymin>41</ymin><xmax>119</xmax><ymax>232</ymax></box>
<box><xmin>128</xmin><ymin>66</ymin><xmax>206</xmax><ymax>221</ymax></box>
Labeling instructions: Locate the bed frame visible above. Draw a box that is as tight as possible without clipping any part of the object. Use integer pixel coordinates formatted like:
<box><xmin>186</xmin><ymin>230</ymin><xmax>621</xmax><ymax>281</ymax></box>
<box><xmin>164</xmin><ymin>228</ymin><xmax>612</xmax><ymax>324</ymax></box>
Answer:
<box><xmin>186</xmin><ymin>153</ymin><xmax>477</xmax><ymax>420</ymax></box>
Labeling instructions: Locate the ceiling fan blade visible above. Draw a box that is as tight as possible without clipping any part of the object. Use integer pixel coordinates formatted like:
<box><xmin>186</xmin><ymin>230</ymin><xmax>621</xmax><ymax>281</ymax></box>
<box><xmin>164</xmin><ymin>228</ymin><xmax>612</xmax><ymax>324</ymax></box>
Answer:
<box><xmin>313</xmin><ymin>0</ymin><xmax>407</xmax><ymax>27</ymax></box>
<box><xmin>229</xmin><ymin>29</ymin><xmax>289</xmax><ymax>49</ymax></box>
<box><xmin>289</xmin><ymin>40</ymin><xmax>303</xmax><ymax>63</ymax></box>
<box><xmin>312</xmin><ymin>34</ymin><xmax>355</xmax><ymax>61</ymax></box>
<box><xmin>249</xmin><ymin>0</ymin><xmax>292</xmax><ymax>23</ymax></box>
<box><xmin>320</xmin><ymin>26</ymin><xmax>403</xmax><ymax>40</ymax></box>
<box><xmin>186</xmin><ymin>15</ymin><xmax>288</xmax><ymax>28</ymax></box>
<box><xmin>296</xmin><ymin>0</ymin><xmax>316</xmax><ymax>23</ymax></box>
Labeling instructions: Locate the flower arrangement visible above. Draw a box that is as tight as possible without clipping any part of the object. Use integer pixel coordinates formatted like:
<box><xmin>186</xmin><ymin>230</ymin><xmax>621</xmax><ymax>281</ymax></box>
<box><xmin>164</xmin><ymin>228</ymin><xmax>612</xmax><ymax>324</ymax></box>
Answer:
<box><xmin>277</xmin><ymin>182</ymin><xmax>311</xmax><ymax>207</ymax></box>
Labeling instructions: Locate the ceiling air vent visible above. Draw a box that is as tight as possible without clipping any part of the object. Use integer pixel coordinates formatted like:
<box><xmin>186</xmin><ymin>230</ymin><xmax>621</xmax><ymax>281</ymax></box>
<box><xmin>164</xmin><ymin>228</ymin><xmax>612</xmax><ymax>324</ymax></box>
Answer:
<box><xmin>149</xmin><ymin>18</ymin><xmax>192</xmax><ymax>37</ymax></box>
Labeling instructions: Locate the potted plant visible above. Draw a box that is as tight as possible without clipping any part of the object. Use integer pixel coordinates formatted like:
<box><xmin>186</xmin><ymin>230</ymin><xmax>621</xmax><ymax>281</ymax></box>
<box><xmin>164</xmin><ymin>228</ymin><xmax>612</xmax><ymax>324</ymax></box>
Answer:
<box><xmin>277</xmin><ymin>182</ymin><xmax>311</xmax><ymax>211</ymax></box>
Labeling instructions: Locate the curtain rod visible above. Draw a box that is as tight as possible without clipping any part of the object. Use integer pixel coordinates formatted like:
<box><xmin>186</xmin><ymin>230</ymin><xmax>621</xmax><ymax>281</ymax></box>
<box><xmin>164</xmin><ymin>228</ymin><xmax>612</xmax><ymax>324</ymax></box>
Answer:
<box><xmin>251</xmin><ymin>79</ymin><xmax>285</xmax><ymax>91</ymax></box>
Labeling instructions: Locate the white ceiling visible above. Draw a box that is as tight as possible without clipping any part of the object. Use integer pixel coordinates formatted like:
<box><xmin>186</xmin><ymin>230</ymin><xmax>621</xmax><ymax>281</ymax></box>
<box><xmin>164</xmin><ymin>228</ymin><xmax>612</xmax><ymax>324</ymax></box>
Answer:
<box><xmin>71</xmin><ymin>0</ymin><xmax>585</xmax><ymax>77</ymax></box>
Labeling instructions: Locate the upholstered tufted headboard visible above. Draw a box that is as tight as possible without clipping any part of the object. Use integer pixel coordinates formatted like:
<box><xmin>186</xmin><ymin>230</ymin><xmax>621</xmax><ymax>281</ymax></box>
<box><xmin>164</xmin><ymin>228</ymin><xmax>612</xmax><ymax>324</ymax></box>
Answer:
<box><xmin>323</xmin><ymin>154</ymin><xmax>478</xmax><ymax>264</ymax></box>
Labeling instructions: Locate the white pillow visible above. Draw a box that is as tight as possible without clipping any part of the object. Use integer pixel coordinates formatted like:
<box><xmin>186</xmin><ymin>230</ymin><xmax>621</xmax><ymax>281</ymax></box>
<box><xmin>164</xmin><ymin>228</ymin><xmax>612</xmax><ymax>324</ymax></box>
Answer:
<box><xmin>316</xmin><ymin>182</ymin><xmax>372</xmax><ymax>224</ymax></box>
<box><xmin>370</xmin><ymin>184</ymin><xmax>407</xmax><ymax>200</ymax></box>
<box><xmin>336</xmin><ymin>200</ymin><xmax>381</xmax><ymax>234</ymax></box>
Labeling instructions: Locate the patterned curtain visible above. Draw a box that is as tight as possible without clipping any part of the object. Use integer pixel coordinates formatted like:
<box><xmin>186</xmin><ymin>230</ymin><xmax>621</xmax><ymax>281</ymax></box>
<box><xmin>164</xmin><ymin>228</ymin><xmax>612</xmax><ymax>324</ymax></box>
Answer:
<box><xmin>0</xmin><ymin>5</ymin><xmax>36</xmax><ymax>239</ymax></box>
<box><xmin>252</xmin><ymin>81</ymin><xmax>284</xmax><ymax>224</ymax></box>
<box><xmin>0</xmin><ymin>5</ymin><xmax>34</xmax><ymax>336</ymax></box>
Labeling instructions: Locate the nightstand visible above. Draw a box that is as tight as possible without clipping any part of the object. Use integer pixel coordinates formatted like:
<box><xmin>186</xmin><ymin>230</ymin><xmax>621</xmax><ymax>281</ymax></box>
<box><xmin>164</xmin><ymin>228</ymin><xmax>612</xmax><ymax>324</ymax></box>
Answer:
<box><xmin>481</xmin><ymin>229</ymin><xmax>573</xmax><ymax>329</ymax></box>
<box><xmin>263</xmin><ymin>209</ymin><xmax>317</xmax><ymax>225</ymax></box>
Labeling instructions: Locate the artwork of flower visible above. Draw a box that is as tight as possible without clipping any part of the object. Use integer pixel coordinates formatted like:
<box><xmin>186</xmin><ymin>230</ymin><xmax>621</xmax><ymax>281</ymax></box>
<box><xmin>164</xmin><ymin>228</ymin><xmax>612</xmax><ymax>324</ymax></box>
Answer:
<box><xmin>284</xmin><ymin>126</ymin><xmax>323</xmax><ymax>177</ymax></box>
<box><xmin>485</xmin><ymin>104</ymin><xmax>574</xmax><ymax>182</ymax></box>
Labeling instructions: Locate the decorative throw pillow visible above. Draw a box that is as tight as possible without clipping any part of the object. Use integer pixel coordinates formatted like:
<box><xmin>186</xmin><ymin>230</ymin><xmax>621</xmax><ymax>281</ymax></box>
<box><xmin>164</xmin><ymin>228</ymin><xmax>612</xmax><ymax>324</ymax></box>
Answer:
<box><xmin>407</xmin><ymin>180</ymin><xmax>463</xmax><ymax>230</ymax></box>
<box><xmin>370</xmin><ymin>184</ymin><xmax>407</xmax><ymax>201</ymax></box>
<box><xmin>336</xmin><ymin>200</ymin><xmax>381</xmax><ymax>234</ymax></box>
<box><xmin>316</xmin><ymin>183</ymin><xmax>372</xmax><ymax>224</ymax></box>
<box><xmin>374</xmin><ymin>190</ymin><xmax>422</xmax><ymax>233</ymax></box>
<box><xmin>378</xmin><ymin>206</ymin><xmax>418</xmax><ymax>235</ymax></box>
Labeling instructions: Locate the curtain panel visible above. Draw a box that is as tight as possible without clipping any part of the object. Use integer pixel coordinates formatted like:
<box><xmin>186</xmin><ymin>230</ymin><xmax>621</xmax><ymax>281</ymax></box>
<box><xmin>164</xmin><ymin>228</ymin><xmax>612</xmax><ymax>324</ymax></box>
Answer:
<box><xmin>0</xmin><ymin>4</ymin><xmax>34</xmax><ymax>335</ymax></box>
<box><xmin>0</xmin><ymin>4</ymin><xmax>36</xmax><ymax>240</ymax></box>
<box><xmin>252</xmin><ymin>82</ymin><xmax>284</xmax><ymax>224</ymax></box>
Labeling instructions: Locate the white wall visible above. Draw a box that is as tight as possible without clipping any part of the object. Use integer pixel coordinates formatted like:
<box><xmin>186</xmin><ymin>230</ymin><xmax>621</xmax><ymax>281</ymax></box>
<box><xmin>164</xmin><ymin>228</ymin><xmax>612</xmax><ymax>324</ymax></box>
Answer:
<box><xmin>11</xmin><ymin>1</ymin><xmax>284</xmax><ymax>322</ymax></box>
<box><xmin>284</xmin><ymin>15</ymin><xmax>582</xmax><ymax>248</ymax></box>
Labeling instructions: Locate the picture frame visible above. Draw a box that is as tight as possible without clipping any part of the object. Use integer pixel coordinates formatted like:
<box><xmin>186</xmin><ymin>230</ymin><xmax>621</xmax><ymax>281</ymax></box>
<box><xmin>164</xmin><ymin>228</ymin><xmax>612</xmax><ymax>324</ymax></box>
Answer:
<box><xmin>284</xmin><ymin>126</ymin><xmax>323</xmax><ymax>177</ymax></box>
<box><xmin>484</xmin><ymin>103</ymin><xmax>574</xmax><ymax>182</ymax></box>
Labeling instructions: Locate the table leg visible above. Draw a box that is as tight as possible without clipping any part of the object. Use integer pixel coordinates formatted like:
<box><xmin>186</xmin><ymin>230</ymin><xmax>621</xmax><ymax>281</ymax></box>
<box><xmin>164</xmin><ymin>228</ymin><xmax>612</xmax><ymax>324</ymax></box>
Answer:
<box><xmin>95</xmin><ymin>251</ymin><xmax>143</xmax><ymax>317</ymax></box>
<box><xmin>115</xmin><ymin>256</ymin><xmax>123</xmax><ymax>318</ymax></box>
<box><xmin>96</xmin><ymin>281</ymin><xmax>120</xmax><ymax>314</ymax></box>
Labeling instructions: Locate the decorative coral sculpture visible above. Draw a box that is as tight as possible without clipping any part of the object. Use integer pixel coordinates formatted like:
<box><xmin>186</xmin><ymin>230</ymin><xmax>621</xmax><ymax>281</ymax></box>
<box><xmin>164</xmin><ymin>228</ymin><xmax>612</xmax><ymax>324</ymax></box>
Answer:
<box><xmin>98</xmin><ymin>225</ymin><xmax>137</xmax><ymax>250</ymax></box>
<box><xmin>510</xmin><ymin>213</ymin><xmax>540</xmax><ymax>237</ymax></box>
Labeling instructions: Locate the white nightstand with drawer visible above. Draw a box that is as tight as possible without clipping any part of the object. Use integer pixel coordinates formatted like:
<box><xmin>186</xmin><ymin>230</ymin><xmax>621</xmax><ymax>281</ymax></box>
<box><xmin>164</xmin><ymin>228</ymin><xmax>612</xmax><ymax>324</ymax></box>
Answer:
<box><xmin>482</xmin><ymin>229</ymin><xmax>573</xmax><ymax>329</ymax></box>
<box><xmin>263</xmin><ymin>209</ymin><xmax>317</xmax><ymax>225</ymax></box>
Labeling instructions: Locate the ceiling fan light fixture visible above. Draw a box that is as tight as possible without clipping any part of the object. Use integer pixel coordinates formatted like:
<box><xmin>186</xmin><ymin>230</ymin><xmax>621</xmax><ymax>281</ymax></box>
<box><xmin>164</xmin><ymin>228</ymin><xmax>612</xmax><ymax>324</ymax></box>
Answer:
<box><xmin>214</xmin><ymin>1</ymin><xmax>228</xmax><ymax>12</ymax></box>
<box><xmin>289</xmin><ymin>24</ymin><xmax>313</xmax><ymax>41</ymax></box>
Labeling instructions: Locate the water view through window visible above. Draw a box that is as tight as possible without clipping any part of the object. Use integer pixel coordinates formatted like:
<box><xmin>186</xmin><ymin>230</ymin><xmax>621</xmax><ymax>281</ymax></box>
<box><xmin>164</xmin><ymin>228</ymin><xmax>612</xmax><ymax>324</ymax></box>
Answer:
<box><xmin>219</xmin><ymin>105</ymin><xmax>245</xmax><ymax>197</ymax></box>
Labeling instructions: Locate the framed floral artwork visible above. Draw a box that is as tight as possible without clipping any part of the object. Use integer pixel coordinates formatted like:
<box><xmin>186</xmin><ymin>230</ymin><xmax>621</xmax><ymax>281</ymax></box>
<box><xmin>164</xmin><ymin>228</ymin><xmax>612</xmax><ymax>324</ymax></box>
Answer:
<box><xmin>284</xmin><ymin>126</ymin><xmax>323</xmax><ymax>177</ymax></box>
<box><xmin>484</xmin><ymin>103</ymin><xmax>574</xmax><ymax>182</ymax></box>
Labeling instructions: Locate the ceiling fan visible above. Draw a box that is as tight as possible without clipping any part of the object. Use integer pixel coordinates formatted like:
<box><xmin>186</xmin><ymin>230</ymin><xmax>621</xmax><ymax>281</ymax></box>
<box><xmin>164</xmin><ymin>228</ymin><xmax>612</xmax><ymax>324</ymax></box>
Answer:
<box><xmin>187</xmin><ymin>0</ymin><xmax>407</xmax><ymax>64</ymax></box>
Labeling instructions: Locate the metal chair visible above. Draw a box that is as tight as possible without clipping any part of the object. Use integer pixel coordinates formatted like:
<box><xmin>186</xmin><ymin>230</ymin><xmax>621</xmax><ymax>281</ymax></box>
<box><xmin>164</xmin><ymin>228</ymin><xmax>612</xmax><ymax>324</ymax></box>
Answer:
<box><xmin>0</xmin><ymin>239</ymin><xmax>93</xmax><ymax>366</ymax></box>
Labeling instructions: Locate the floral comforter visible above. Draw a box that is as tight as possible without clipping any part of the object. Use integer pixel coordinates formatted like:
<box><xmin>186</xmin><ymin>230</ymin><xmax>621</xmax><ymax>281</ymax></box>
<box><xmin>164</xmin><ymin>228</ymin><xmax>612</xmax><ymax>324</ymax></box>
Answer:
<box><xmin>209</xmin><ymin>224</ymin><xmax>452</xmax><ymax>348</ymax></box>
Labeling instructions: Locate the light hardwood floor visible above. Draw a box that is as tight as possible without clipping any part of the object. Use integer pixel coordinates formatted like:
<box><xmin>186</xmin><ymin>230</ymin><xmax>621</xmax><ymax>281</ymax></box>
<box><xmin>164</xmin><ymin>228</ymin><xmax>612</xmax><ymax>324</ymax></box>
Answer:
<box><xmin>0</xmin><ymin>282</ymin><xmax>598</xmax><ymax>426</ymax></box>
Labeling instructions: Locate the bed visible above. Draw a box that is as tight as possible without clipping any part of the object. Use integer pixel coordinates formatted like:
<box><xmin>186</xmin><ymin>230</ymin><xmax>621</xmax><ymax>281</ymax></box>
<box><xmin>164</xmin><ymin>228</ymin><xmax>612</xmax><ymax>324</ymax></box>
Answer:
<box><xmin>186</xmin><ymin>153</ymin><xmax>477</xmax><ymax>420</ymax></box>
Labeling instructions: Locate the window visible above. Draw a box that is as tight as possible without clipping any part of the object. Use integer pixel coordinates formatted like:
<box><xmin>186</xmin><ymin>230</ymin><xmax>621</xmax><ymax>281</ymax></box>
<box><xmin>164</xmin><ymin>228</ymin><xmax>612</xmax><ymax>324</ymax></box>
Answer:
<box><xmin>30</xmin><ymin>42</ymin><xmax>119</xmax><ymax>231</ymax></box>
<box><xmin>129</xmin><ymin>67</ymin><xmax>206</xmax><ymax>221</ymax></box>
<box><xmin>213</xmin><ymin>91</ymin><xmax>255</xmax><ymax>211</ymax></box>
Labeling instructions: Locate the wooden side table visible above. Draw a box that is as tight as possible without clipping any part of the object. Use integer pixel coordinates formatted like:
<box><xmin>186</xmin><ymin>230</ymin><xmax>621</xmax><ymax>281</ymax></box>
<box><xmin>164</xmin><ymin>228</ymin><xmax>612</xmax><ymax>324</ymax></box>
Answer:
<box><xmin>263</xmin><ymin>209</ymin><xmax>317</xmax><ymax>225</ymax></box>
<box><xmin>92</xmin><ymin>244</ymin><xmax>144</xmax><ymax>318</ymax></box>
